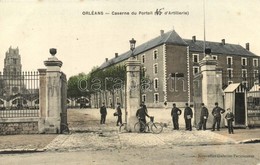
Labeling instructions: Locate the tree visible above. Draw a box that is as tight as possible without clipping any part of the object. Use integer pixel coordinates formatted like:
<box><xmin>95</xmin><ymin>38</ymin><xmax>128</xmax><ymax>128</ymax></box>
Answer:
<box><xmin>67</xmin><ymin>72</ymin><xmax>89</xmax><ymax>100</ymax></box>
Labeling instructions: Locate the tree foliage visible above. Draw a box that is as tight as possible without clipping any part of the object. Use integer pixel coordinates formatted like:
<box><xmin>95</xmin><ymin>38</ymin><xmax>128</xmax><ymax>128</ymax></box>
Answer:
<box><xmin>88</xmin><ymin>65</ymin><xmax>126</xmax><ymax>92</ymax></box>
<box><xmin>67</xmin><ymin>65</ymin><xmax>126</xmax><ymax>99</ymax></box>
<box><xmin>67</xmin><ymin>72</ymin><xmax>89</xmax><ymax>99</ymax></box>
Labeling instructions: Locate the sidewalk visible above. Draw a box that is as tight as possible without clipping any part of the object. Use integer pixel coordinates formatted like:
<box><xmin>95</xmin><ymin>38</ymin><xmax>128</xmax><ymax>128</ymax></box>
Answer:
<box><xmin>44</xmin><ymin>125</ymin><xmax>260</xmax><ymax>152</ymax></box>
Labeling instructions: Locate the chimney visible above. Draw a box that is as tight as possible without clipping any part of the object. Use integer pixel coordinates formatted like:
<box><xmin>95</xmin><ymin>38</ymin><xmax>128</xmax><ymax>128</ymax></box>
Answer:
<box><xmin>192</xmin><ymin>36</ymin><xmax>196</xmax><ymax>42</ymax></box>
<box><xmin>105</xmin><ymin>58</ymin><xmax>108</xmax><ymax>62</ymax></box>
<box><xmin>246</xmin><ymin>43</ymin><xmax>250</xmax><ymax>51</ymax></box>
<box><xmin>160</xmin><ymin>30</ymin><xmax>164</xmax><ymax>36</ymax></box>
<box><xmin>115</xmin><ymin>53</ymin><xmax>118</xmax><ymax>58</ymax></box>
<box><xmin>221</xmin><ymin>39</ymin><xmax>225</xmax><ymax>45</ymax></box>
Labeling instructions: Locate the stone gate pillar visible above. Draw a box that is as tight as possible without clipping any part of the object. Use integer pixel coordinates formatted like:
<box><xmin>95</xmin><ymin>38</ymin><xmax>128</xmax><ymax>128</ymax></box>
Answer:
<box><xmin>199</xmin><ymin>54</ymin><xmax>224</xmax><ymax>128</ymax></box>
<box><xmin>38</xmin><ymin>48</ymin><xmax>63</xmax><ymax>133</ymax></box>
<box><xmin>125</xmin><ymin>57</ymin><xmax>141</xmax><ymax>132</ymax></box>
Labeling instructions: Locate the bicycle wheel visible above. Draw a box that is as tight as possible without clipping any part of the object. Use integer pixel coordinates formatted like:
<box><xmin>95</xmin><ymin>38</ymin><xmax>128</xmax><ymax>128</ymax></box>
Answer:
<box><xmin>119</xmin><ymin>123</ymin><xmax>127</xmax><ymax>133</ymax></box>
<box><xmin>134</xmin><ymin>121</ymin><xmax>146</xmax><ymax>133</ymax></box>
<box><xmin>60</xmin><ymin>123</ymin><xmax>70</xmax><ymax>134</ymax></box>
<box><xmin>151</xmin><ymin>122</ymin><xmax>163</xmax><ymax>134</ymax></box>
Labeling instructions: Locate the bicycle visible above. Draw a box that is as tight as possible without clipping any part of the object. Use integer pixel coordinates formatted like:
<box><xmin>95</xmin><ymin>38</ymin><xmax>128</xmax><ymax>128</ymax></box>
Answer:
<box><xmin>134</xmin><ymin>116</ymin><xmax>163</xmax><ymax>134</ymax></box>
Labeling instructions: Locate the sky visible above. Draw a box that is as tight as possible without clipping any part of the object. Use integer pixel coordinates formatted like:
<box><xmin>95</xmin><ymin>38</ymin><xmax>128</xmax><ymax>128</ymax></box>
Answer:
<box><xmin>1</xmin><ymin>0</ymin><xmax>260</xmax><ymax>78</ymax></box>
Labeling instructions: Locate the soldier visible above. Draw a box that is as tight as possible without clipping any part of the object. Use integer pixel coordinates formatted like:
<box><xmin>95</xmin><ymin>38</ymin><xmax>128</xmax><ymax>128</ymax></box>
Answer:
<box><xmin>198</xmin><ymin>103</ymin><xmax>209</xmax><ymax>130</ymax></box>
<box><xmin>171</xmin><ymin>103</ymin><xmax>182</xmax><ymax>130</ymax></box>
<box><xmin>225</xmin><ymin>108</ymin><xmax>235</xmax><ymax>134</ymax></box>
<box><xmin>100</xmin><ymin>102</ymin><xmax>107</xmax><ymax>124</ymax></box>
<box><xmin>136</xmin><ymin>104</ymin><xmax>150</xmax><ymax>132</ymax></box>
<box><xmin>116</xmin><ymin>103</ymin><xmax>122</xmax><ymax>126</ymax></box>
<box><xmin>136</xmin><ymin>104</ymin><xmax>150</xmax><ymax>124</ymax></box>
<box><xmin>211</xmin><ymin>102</ymin><xmax>225</xmax><ymax>131</ymax></box>
<box><xmin>184</xmin><ymin>103</ymin><xmax>193</xmax><ymax>131</ymax></box>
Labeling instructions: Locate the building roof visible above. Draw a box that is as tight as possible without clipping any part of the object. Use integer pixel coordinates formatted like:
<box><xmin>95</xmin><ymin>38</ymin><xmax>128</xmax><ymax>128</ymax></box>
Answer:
<box><xmin>99</xmin><ymin>30</ymin><xmax>187</xmax><ymax>69</ymax></box>
<box><xmin>99</xmin><ymin>30</ymin><xmax>258</xmax><ymax>70</ymax></box>
<box><xmin>184</xmin><ymin>39</ymin><xmax>258</xmax><ymax>56</ymax></box>
<box><xmin>223</xmin><ymin>83</ymin><xmax>241</xmax><ymax>93</ymax></box>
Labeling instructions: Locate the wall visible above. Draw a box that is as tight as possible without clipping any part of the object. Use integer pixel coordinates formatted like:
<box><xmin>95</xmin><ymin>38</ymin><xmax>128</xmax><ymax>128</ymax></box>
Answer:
<box><xmin>0</xmin><ymin>118</ymin><xmax>38</xmax><ymax>135</ymax></box>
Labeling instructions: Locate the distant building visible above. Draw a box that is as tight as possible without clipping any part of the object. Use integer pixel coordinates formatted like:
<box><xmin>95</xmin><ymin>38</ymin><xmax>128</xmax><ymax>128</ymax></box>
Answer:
<box><xmin>91</xmin><ymin>29</ymin><xmax>260</xmax><ymax>108</ymax></box>
<box><xmin>3</xmin><ymin>46</ymin><xmax>22</xmax><ymax>74</ymax></box>
<box><xmin>1</xmin><ymin>46</ymin><xmax>25</xmax><ymax>96</ymax></box>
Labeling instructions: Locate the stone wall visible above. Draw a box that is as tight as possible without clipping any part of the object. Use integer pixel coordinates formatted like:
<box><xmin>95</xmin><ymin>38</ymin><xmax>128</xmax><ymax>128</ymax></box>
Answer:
<box><xmin>0</xmin><ymin>121</ymin><xmax>38</xmax><ymax>135</ymax></box>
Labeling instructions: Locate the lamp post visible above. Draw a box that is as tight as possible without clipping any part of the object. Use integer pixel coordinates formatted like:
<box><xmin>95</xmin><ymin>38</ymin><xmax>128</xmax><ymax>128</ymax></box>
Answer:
<box><xmin>129</xmin><ymin>38</ymin><xmax>136</xmax><ymax>59</ymax></box>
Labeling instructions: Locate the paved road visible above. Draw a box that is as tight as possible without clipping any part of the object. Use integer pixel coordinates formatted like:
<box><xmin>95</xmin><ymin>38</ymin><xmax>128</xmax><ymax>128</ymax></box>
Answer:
<box><xmin>1</xmin><ymin>144</ymin><xmax>259</xmax><ymax>165</ymax></box>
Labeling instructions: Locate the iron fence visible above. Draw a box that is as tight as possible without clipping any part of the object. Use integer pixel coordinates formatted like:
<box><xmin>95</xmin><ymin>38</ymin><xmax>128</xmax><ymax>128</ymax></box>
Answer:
<box><xmin>0</xmin><ymin>71</ymin><xmax>39</xmax><ymax>118</ymax></box>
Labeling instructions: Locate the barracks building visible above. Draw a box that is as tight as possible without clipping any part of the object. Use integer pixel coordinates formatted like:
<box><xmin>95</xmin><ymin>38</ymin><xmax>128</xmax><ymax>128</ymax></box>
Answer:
<box><xmin>91</xmin><ymin>29</ymin><xmax>260</xmax><ymax>108</ymax></box>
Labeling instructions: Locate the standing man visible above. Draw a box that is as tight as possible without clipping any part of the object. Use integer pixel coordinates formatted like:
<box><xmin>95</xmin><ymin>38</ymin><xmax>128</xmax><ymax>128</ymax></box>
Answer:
<box><xmin>116</xmin><ymin>103</ymin><xmax>122</xmax><ymax>126</ymax></box>
<box><xmin>198</xmin><ymin>103</ymin><xmax>209</xmax><ymax>130</ymax></box>
<box><xmin>100</xmin><ymin>102</ymin><xmax>107</xmax><ymax>124</ymax></box>
<box><xmin>136</xmin><ymin>104</ymin><xmax>150</xmax><ymax>124</ymax></box>
<box><xmin>225</xmin><ymin>108</ymin><xmax>234</xmax><ymax>134</ymax></box>
<box><xmin>184</xmin><ymin>103</ymin><xmax>193</xmax><ymax>131</ymax></box>
<box><xmin>136</xmin><ymin>104</ymin><xmax>150</xmax><ymax>132</ymax></box>
<box><xmin>171</xmin><ymin>103</ymin><xmax>182</xmax><ymax>130</ymax></box>
<box><xmin>212</xmin><ymin>102</ymin><xmax>225</xmax><ymax>131</ymax></box>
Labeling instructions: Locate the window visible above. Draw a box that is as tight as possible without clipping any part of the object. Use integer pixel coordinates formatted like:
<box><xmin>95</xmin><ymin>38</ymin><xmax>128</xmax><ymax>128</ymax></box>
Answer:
<box><xmin>193</xmin><ymin>54</ymin><xmax>199</xmax><ymax>63</ymax></box>
<box><xmin>142</xmin><ymin>67</ymin><xmax>146</xmax><ymax>77</ymax></box>
<box><xmin>142</xmin><ymin>94</ymin><xmax>146</xmax><ymax>102</ymax></box>
<box><xmin>193</xmin><ymin>66</ymin><xmax>199</xmax><ymax>75</ymax></box>
<box><xmin>242</xmin><ymin>69</ymin><xmax>247</xmax><ymax>78</ymax></box>
<box><xmin>154</xmin><ymin>78</ymin><xmax>158</xmax><ymax>91</ymax></box>
<box><xmin>227</xmin><ymin>56</ymin><xmax>233</xmax><ymax>66</ymax></box>
<box><xmin>154</xmin><ymin>64</ymin><xmax>158</xmax><ymax>74</ymax></box>
<box><xmin>153</xmin><ymin>50</ymin><xmax>158</xmax><ymax>60</ymax></box>
<box><xmin>142</xmin><ymin>54</ymin><xmax>145</xmax><ymax>63</ymax></box>
<box><xmin>241</xmin><ymin>57</ymin><xmax>247</xmax><ymax>66</ymax></box>
<box><xmin>13</xmin><ymin>58</ymin><xmax>17</xmax><ymax>64</ymax></box>
<box><xmin>212</xmin><ymin>55</ymin><xmax>218</xmax><ymax>60</ymax></box>
<box><xmin>154</xmin><ymin>93</ymin><xmax>159</xmax><ymax>103</ymax></box>
<box><xmin>227</xmin><ymin>68</ymin><xmax>233</xmax><ymax>78</ymax></box>
<box><xmin>254</xmin><ymin>70</ymin><xmax>259</xmax><ymax>78</ymax></box>
<box><xmin>253</xmin><ymin>58</ymin><xmax>258</xmax><ymax>67</ymax></box>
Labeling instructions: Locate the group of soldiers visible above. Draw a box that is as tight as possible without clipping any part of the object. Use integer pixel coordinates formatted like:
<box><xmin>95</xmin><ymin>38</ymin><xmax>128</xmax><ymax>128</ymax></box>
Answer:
<box><xmin>100</xmin><ymin>101</ymin><xmax>235</xmax><ymax>134</ymax></box>
<box><xmin>171</xmin><ymin>102</ymin><xmax>235</xmax><ymax>134</ymax></box>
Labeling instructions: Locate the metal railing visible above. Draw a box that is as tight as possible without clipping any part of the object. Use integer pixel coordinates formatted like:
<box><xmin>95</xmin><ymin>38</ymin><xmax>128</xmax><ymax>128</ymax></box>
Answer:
<box><xmin>0</xmin><ymin>71</ymin><xmax>39</xmax><ymax>118</ymax></box>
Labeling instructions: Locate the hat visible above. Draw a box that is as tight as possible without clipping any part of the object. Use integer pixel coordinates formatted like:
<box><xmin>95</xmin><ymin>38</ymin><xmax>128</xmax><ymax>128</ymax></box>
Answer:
<box><xmin>185</xmin><ymin>103</ymin><xmax>189</xmax><ymax>106</ymax></box>
<box><xmin>215</xmin><ymin>102</ymin><xmax>218</xmax><ymax>105</ymax></box>
<box><xmin>173</xmin><ymin>103</ymin><xmax>176</xmax><ymax>106</ymax></box>
<box><xmin>201</xmin><ymin>103</ymin><xmax>204</xmax><ymax>106</ymax></box>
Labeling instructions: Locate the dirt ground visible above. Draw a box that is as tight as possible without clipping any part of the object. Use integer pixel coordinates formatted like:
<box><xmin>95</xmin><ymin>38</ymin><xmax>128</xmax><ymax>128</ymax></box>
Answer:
<box><xmin>0</xmin><ymin>108</ymin><xmax>259</xmax><ymax>151</ymax></box>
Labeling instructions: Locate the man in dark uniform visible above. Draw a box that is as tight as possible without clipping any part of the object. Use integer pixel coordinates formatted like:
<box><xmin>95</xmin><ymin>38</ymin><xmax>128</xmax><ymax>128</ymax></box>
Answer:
<box><xmin>225</xmin><ymin>108</ymin><xmax>234</xmax><ymax>134</ymax></box>
<box><xmin>100</xmin><ymin>102</ymin><xmax>107</xmax><ymax>124</ymax></box>
<box><xmin>184</xmin><ymin>103</ymin><xmax>193</xmax><ymax>131</ymax></box>
<box><xmin>136</xmin><ymin>104</ymin><xmax>150</xmax><ymax>131</ymax></box>
<box><xmin>116</xmin><ymin>103</ymin><xmax>122</xmax><ymax>126</ymax></box>
<box><xmin>198</xmin><ymin>103</ymin><xmax>209</xmax><ymax>130</ymax></box>
<box><xmin>212</xmin><ymin>102</ymin><xmax>225</xmax><ymax>131</ymax></box>
<box><xmin>171</xmin><ymin>103</ymin><xmax>182</xmax><ymax>130</ymax></box>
